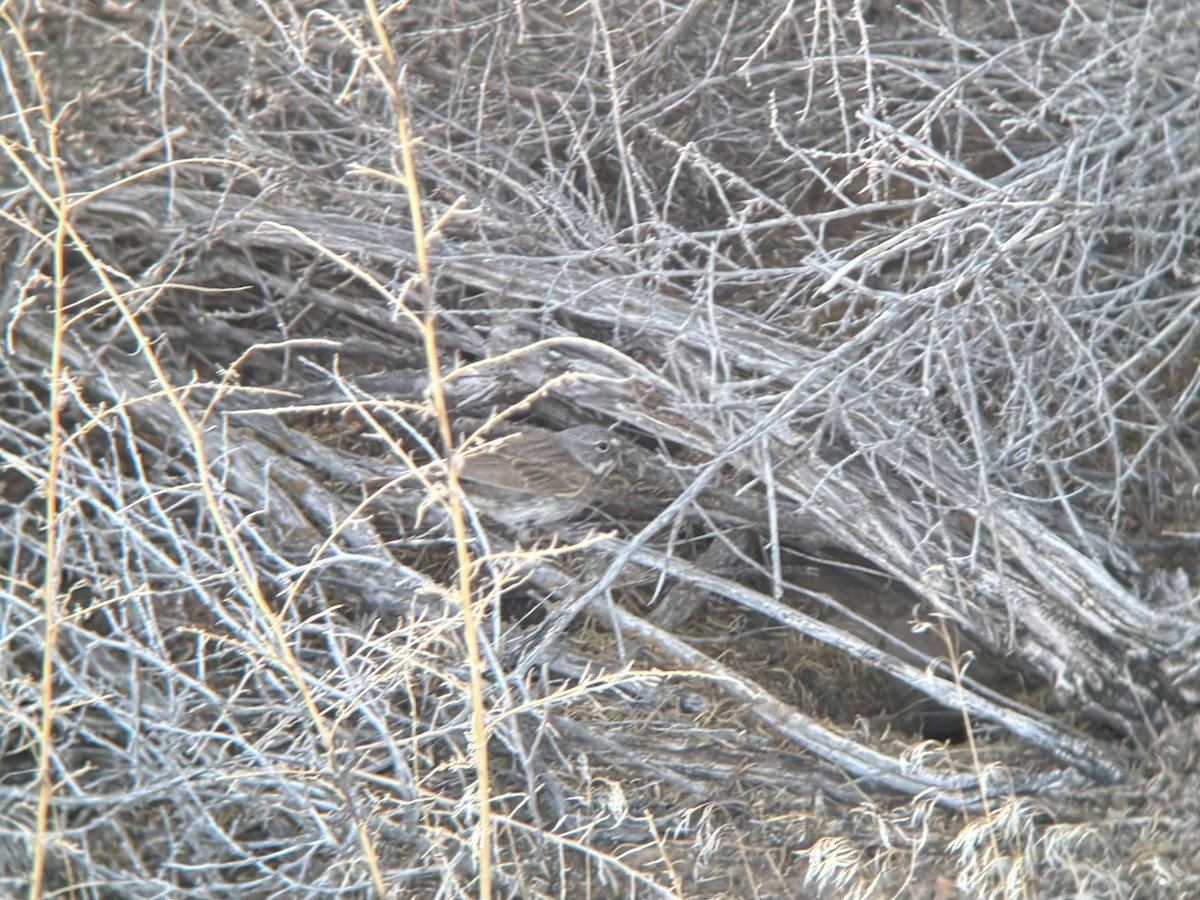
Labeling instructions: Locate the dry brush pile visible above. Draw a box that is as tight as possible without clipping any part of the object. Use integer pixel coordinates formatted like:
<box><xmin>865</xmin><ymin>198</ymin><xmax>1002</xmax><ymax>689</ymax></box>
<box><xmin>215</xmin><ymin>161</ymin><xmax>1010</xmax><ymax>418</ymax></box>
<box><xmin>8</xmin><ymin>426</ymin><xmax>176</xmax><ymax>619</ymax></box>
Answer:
<box><xmin>3</xmin><ymin>1</ymin><xmax>1200</xmax><ymax>897</ymax></box>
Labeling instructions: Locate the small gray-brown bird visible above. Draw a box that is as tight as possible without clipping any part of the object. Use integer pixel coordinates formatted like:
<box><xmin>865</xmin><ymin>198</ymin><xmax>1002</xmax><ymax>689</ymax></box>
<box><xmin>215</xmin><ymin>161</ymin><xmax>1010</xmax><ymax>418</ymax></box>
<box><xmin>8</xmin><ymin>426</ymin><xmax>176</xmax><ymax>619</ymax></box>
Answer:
<box><xmin>454</xmin><ymin>425</ymin><xmax>623</xmax><ymax>528</ymax></box>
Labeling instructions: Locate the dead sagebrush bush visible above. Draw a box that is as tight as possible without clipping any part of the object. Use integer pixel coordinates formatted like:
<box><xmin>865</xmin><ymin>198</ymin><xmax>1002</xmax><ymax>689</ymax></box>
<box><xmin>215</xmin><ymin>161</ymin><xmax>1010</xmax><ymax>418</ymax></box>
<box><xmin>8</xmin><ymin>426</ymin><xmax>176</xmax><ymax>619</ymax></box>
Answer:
<box><xmin>3</xmin><ymin>0</ymin><xmax>1200</xmax><ymax>897</ymax></box>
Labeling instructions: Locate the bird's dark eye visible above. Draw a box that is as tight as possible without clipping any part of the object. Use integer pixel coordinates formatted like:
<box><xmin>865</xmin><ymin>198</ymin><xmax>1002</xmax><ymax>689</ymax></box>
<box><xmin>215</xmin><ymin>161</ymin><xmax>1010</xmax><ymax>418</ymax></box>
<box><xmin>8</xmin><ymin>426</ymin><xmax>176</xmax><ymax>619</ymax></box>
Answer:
<box><xmin>595</xmin><ymin>439</ymin><xmax>612</xmax><ymax>453</ymax></box>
